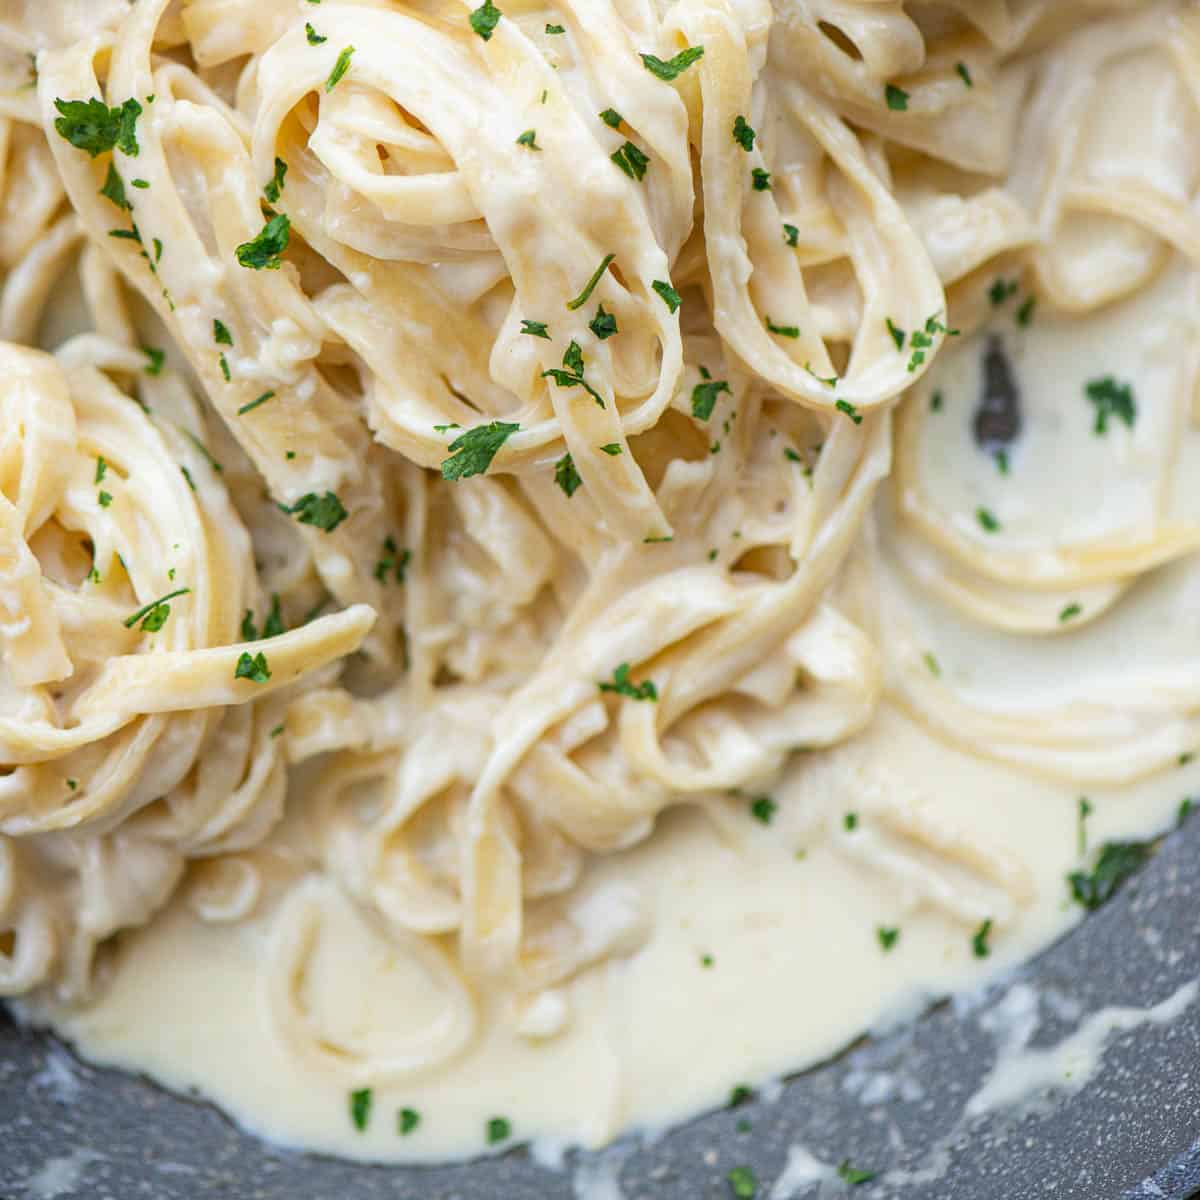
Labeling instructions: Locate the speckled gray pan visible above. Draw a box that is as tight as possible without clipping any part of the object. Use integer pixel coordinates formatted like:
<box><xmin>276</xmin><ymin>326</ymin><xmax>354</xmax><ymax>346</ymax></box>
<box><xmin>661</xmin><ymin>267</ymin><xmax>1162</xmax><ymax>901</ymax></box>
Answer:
<box><xmin>2</xmin><ymin>814</ymin><xmax>1199</xmax><ymax>1200</ymax></box>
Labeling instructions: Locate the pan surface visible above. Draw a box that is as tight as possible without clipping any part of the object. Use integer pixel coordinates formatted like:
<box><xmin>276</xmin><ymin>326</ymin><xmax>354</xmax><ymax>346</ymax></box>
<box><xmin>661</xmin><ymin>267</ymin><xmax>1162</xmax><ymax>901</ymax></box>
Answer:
<box><xmin>2</xmin><ymin>813</ymin><xmax>1198</xmax><ymax>1199</ymax></box>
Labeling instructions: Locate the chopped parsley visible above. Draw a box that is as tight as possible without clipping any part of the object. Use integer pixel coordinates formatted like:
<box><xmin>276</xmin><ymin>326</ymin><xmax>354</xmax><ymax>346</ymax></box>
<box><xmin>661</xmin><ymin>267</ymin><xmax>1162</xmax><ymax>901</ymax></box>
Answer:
<box><xmin>545</xmin><ymin>23</ymin><xmax>565</xmax><ymax>34</ymax></box>
<box><xmin>783</xmin><ymin>222</ymin><xmax>799</xmax><ymax>247</ymax></box>
<box><xmin>486</xmin><ymin>1116</ymin><xmax>511</xmax><ymax>1144</ymax></box>
<box><xmin>100</xmin><ymin>163</ymin><xmax>128</xmax><ymax>211</ymax></box>
<box><xmin>976</xmin><ymin>507</ymin><xmax>1000</xmax><ymax>533</ymax></box>
<box><xmin>843</xmin><ymin>811</ymin><xmax>859</xmax><ymax>832</ymax></box>
<box><xmin>95</xmin><ymin>457</ymin><xmax>108</xmax><ymax>484</ymax></box>
<box><xmin>241</xmin><ymin>594</ymin><xmax>285</xmax><ymax>641</ymax></box>
<box><xmin>727</xmin><ymin>1166</ymin><xmax>758</xmax><ymax>1198</ymax></box>
<box><xmin>520</xmin><ymin>319</ymin><xmax>550</xmax><ymax>338</ymax></box>
<box><xmin>729</xmin><ymin>1085</ymin><xmax>754</xmax><ymax>1107</ymax></box>
<box><xmin>691</xmin><ymin>375</ymin><xmax>730</xmax><ymax>420</ymax></box>
<box><xmin>373</xmin><ymin>536</ymin><xmax>410</xmax><ymax>584</ymax></box>
<box><xmin>835</xmin><ymin>399</ymin><xmax>862</xmax><ymax>425</ymax></box>
<box><xmin>515</xmin><ymin>129</ymin><xmax>541</xmax><ymax>150</ymax></box>
<box><xmin>877</xmin><ymin>926</ymin><xmax>900</xmax><ymax>951</ymax></box>
<box><xmin>886</xmin><ymin>317</ymin><xmax>905</xmax><ymax>350</ymax></box>
<box><xmin>440</xmin><ymin>421</ymin><xmax>520</xmax><ymax>480</ymax></box>
<box><xmin>599</xmin><ymin>108</ymin><xmax>623</xmax><ymax>128</ymax></box>
<box><xmin>98</xmin><ymin>490</ymin><xmax>113</xmax><ymax>508</ymax></box>
<box><xmin>749</xmin><ymin>795</ymin><xmax>776</xmax><ymax>824</ymax></box>
<box><xmin>599</xmin><ymin>662</ymin><xmax>658</xmax><ymax>702</ymax></box>
<box><xmin>1016</xmin><ymin>296</ymin><xmax>1036</xmax><ymax>327</ymax></box>
<box><xmin>132</xmin><ymin>178</ymin><xmax>149</xmax><ymax>189</ymax></box>
<box><xmin>765</xmin><ymin>316</ymin><xmax>799</xmax><ymax>338</ymax></box>
<box><xmin>1068</xmin><ymin>841</ymin><xmax>1149</xmax><ymax>910</ymax></box>
<box><xmin>652</xmin><ymin>280</ymin><xmax>681</xmax><ymax>313</ymax></box>
<box><xmin>922</xmin><ymin>651</ymin><xmax>941</xmax><ymax>677</ymax></box>
<box><xmin>1077</xmin><ymin>797</ymin><xmax>1093</xmax><ymax>856</ymax></box>
<box><xmin>838</xmin><ymin>1161</ymin><xmax>877</xmax><ymax>1186</ymax></box>
<box><xmin>264</xmin><ymin>156</ymin><xmax>288</xmax><ymax>203</ymax></box>
<box><xmin>732</xmin><ymin>115</ymin><xmax>755</xmax><ymax>150</ymax></box>
<box><xmin>750</xmin><ymin>167</ymin><xmax>771</xmax><ymax>191</ymax></box>
<box><xmin>554</xmin><ymin>453</ymin><xmax>582</xmax><ymax>497</ymax></box>
<box><xmin>611</xmin><ymin>140</ymin><xmax>649</xmax><ymax>180</ymax></box>
<box><xmin>123</xmin><ymin>587</ymin><xmax>190</xmax><ymax>632</ymax></box>
<box><xmin>1085</xmin><ymin>376</ymin><xmax>1136</xmax><ymax>435</ymax></box>
<box><xmin>994</xmin><ymin>449</ymin><xmax>1009</xmax><ymax>475</ymax></box>
<box><xmin>219</xmin><ymin>354</ymin><xmax>231</xmax><ymax>382</ymax></box>
<box><xmin>234</xmin><ymin>651</ymin><xmax>271</xmax><ymax>684</ymax></box>
<box><xmin>566</xmin><ymin>253</ymin><xmax>615</xmax><ymax>310</ymax></box>
<box><xmin>326</xmin><ymin>45</ymin><xmax>355</xmax><ymax>92</ymax></box>
<box><xmin>640</xmin><ymin>46</ymin><xmax>704</xmax><ymax>81</ymax></box>
<box><xmin>282</xmin><ymin>491</ymin><xmax>348</xmax><ymax>531</ymax></box>
<box><xmin>956</xmin><ymin>61</ymin><xmax>973</xmax><ymax>87</ymax></box>
<box><xmin>700</xmin><ymin>953</ymin><xmax>714</xmax><ymax>967</ymax></box>
<box><xmin>930</xmin><ymin>390</ymin><xmax>944</xmax><ymax>412</ymax></box>
<box><xmin>884</xmin><ymin>83</ymin><xmax>908</xmax><ymax>111</ymax></box>
<box><xmin>971</xmin><ymin>917</ymin><xmax>993</xmax><ymax>958</ymax></box>
<box><xmin>237</xmin><ymin>390</ymin><xmax>275</xmax><ymax>416</ymax></box>
<box><xmin>599</xmin><ymin>442</ymin><xmax>622</xmax><ymax>455</ymax></box>
<box><xmin>349</xmin><ymin>1088</ymin><xmax>372</xmax><ymax>1132</ymax></box>
<box><xmin>143</xmin><ymin>346</ymin><xmax>165</xmax><ymax>376</ymax></box>
<box><xmin>470</xmin><ymin>1</ymin><xmax>502</xmax><ymax>41</ymax></box>
<box><xmin>907</xmin><ymin>312</ymin><xmax>956</xmax><ymax>372</ymax></box>
<box><xmin>542</xmin><ymin>341</ymin><xmax>605</xmax><ymax>406</ymax></box>
<box><xmin>1059</xmin><ymin>602</ymin><xmax>1081</xmax><ymax>623</ymax></box>
<box><xmin>988</xmin><ymin>278</ymin><xmax>1018</xmax><ymax>306</ymax></box>
<box><xmin>213</xmin><ymin>319</ymin><xmax>233</xmax><ymax>346</ymax></box>
<box><xmin>398</xmin><ymin>1107</ymin><xmax>420</xmax><ymax>1135</ymax></box>
<box><xmin>52</xmin><ymin>96</ymin><xmax>141</xmax><ymax>157</ymax></box>
<box><xmin>235</xmin><ymin>213</ymin><xmax>290</xmax><ymax>270</ymax></box>
<box><xmin>589</xmin><ymin>304</ymin><xmax>618</xmax><ymax>339</ymax></box>
<box><xmin>305</xmin><ymin>22</ymin><xmax>326</xmax><ymax>44</ymax></box>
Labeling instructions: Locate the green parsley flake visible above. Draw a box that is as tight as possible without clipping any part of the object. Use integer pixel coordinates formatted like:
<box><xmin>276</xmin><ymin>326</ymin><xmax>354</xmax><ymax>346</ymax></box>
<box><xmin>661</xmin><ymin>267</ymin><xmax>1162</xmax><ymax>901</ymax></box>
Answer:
<box><xmin>1059</xmin><ymin>602</ymin><xmax>1082</xmax><ymax>623</ymax></box>
<box><xmin>520</xmin><ymin>319</ymin><xmax>550</xmax><ymax>338</ymax></box>
<box><xmin>219</xmin><ymin>353</ymin><xmax>231</xmax><ymax>382</ymax></box>
<box><xmin>640</xmin><ymin>46</ymin><xmax>704</xmax><ymax>81</ymax></box>
<box><xmin>234</xmin><ymin>651</ymin><xmax>271</xmax><ymax>684</ymax></box>
<box><xmin>652</xmin><ymin>280</ymin><xmax>681</xmax><ymax>313</ymax></box>
<box><xmin>1077</xmin><ymin>797</ymin><xmax>1093</xmax><ymax>856</ymax></box>
<box><xmin>213</xmin><ymin>319</ymin><xmax>233</xmax><ymax>346</ymax></box>
<box><xmin>95</xmin><ymin>457</ymin><xmax>108</xmax><ymax>484</ymax></box>
<box><xmin>132</xmin><ymin>179</ymin><xmax>149</xmax><ymax>189</ymax></box>
<box><xmin>728</xmin><ymin>1166</ymin><xmax>758</xmax><ymax>1198</ymax></box>
<box><xmin>305</xmin><ymin>22</ymin><xmax>326</xmax><ymax>44</ymax></box>
<box><xmin>877</xmin><ymin>926</ymin><xmax>900</xmax><ymax>951</ymax></box>
<box><xmin>554</xmin><ymin>453</ymin><xmax>582</xmax><ymax>497</ymax></box>
<box><xmin>930</xmin><ymin>390</ymin><xmax>944</xmax><ymax>412</ymax></box>
<box><xmin>886</xmin><ymin>317</ymin><xmax>905</xmax><ymax>350</ymax></box>
<box><xmin>143</xmin><ymin>346</ymin><xmax>165</xmax><ymax>376</ymax></box>
<box><xmin>994</xmin><ymin>449</ymin><xmax>1010</xmax><ymax>475</ymax></box>
<box><xmin>283</xmin><ymin>491</ymin><xmax>348</xmax><ymax>531</ymax></box>
<box><xmin>486</xmin><ymin>1116</ymin><xmax>511</xmax><ymax>1144</ymax></box>
<box><xmin>956</xmin><ymin>61</ymin><xmax>973</xmax><ymax>87</ymax></box>
<box><xmin>835</xmin><ymin>399</ymin><xmax>862</xmax><ymax>425</ymax></box>
<box><xmin>612</xmin><ymin>141</ymin><xmax>649</xmax><ymax>180</ymax></box>
<box><xmin>729</xmin><ymin>1085</ymin><xmax>753</xmax><ymax>1107</ymax></box>
<box><xmin>398</xmin><ymin>1108</ymin><xmax>420</xmax><ymax>1135</ymax></box>
<box><xmin>589</xmin><ymin>304</ymin><xmax>618</xmax><ymax>339</ymax></box>
<box><xmin>988</xmin><ymin>278</ymin><xmax>1018</xmax><ymax>306</ymax></box>
<box><xmin>844</xmin><ymin>811</ymin><xmax>859</xmax><ymax>831</ymax></box>
<box><xmin>765</xmin><ymin>316</ymin><xmax>799</xmax><ymax>338</ymax></box>
<box><xmin>542</xmin><ymin>341</ymin><xmax>605</xmax><ymax>406</ymax></box>
<box><xmin>235</xmin><ymin>213</ymin><xmax>290</xmax><ymax>270</ymax></box>
<box><xmin>732</xmin><ymin>115</ymin><xmax>755</xmax><ymax>150</ymax></box>
<box><xmin>123</xmin><ymin>587</ymin><xmax>190</xmax><ymax>632</ymax></box>
<box><xmin>349</xmin><ymin>1088</ymin><xmax>372</xmax><ymax>1132</ymax></box>
<box><xmin>373</xmin><ymin>536</ymin><xmax>410</xmax><ymax>584</ymax></box>
<box><xmin>1085</xmin><ymin>376</ymin><xmax>1136</xmax><ymax>435</ymax></box>
<box><xmin>691</xmin><ymin>375</ymin><xmax>730</xmax><ymax>420</ymax></box>
<box><xmin>100</xmin><ymin>163</ymin><xmax>128</xmax><ymax>211</ymax></box>
<box><xmin>599</xmin><ymin>662</ymin><xmax>657</xmax><ymax>702</ymax></box>
<box><xmin>326</xmin><ymin>46</ymin><xmax>355</xmax><ymax>92</ymax></box>
<box><xmin>470</xmin><ymin>1</ymin><xmax>502</xmax><ymax>41</ymax></box>
<box><xmin>838</xmin><ymin>1161</ymin><xmax>877</xmax><ymax>1186</ymax></box>
<box><xmin>971</xmin><ymin>917</ymin><xmax>993</xmax><ymax>958</ymax></box>
<box><xmin>783</xmin><ymin>223</ymin><xmax>799</xmax><ymax>247</ymax></box>
<box><xmin>700</xmin><ymin>953</ymin><xmax>714</xmax><ymax>967</ymax></box>
<box><xmin>599</xmin><ymin>442</ymin><xmax>621</xmax><ymax>455</ymax></box>
<box><xmin>264</xmin><ymin>156</ymin><xmax>288</xmax><ymax>203</ymax></box>
<box><xmin>599</xmin><ymin>108</ymin><xmax>623</xmax><ymax>128</ymax></box>
<box><xmin>884</xmin><ymin>83</ymin><xmax>908</xmax><ymax>111</ymax></box>
<box><xmin>441</xmin><ymin>421</ymin><xmax>520</xmax><ymax>480</ymax></box>
<box><xmin>53</xmin><ymin>96</ymin><xmax>141</xmax><ymax>157</ymax></box>
<box><xmin>1016</xmin><ymin>296</ymin><xmax>1037</xmax><ymax>327</ymax></box>
<box><xmin>1068</xmin><ymin>841</ymin><xmax>1150</xmax><ymax>910</ymax></box>
<box><xmin>566</xmin><ymin>253</ymin><xmax>615</xmax><ymax>310</ymax></box>
<box><xmin>750</xmin><ymin>167</ymin><xmax>771</xmax><ymax>191</ymax></box>
<box><xmin>545</xmin><ymin>23</ymin><xmax>565</xmax><ymax>34</ymax></box>
<box><xmin>976</xmin><ymin>506</ymin><xmax>1000</xmax><ymax>533</ymax></box>
<box><xmin>515</xmin><ymin>129</ymin><xmax>540</xmax><ymax>150</ymax></box>
<box><xmin>238</xmin><ymin>390</ymin><xmax>275</xmax><ymax>416</ymax></box>
<box><xmin>922</xmin><ymin>651</ymin><xmax>941</xmax><ymax>677</ymax></box>
<box><xmin>750</xmin><ymin>795</ymin><xmax>776</xmax><ymax>825</ymax></box>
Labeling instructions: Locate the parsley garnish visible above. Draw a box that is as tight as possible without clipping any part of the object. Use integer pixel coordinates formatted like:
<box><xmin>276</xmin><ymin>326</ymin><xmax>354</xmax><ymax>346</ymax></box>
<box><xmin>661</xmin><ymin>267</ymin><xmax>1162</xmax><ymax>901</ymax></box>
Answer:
<box><xmin>132</xmin><ymin>179</ymin><xmax>148</xmax><ymax>189</ymax></box>
<box><xmin>877</xmin><ymin>926</ymin><xmax>900</xmax><ymax>951</ymax></box>
<box><xmin>542</xmin><ymin>341</ymin><xmax>605</xmax><ymax>406</ymax></box>
<box><xmin>1016</xmin><ymin>296</ymin><xmax>1036</xmax><ymax>327</ymax></box>
<box><xmin>599</xmin><ymin>662</ymin><xmax>658</xmax><ymax>702</ymax></box>
<box><xmin>398</xmin><ymin>1108</ymin><xmax>420</xmax><ymax>1135</ymax></box>
<box><xmin>843</xmin><ymin>811</ymin><xmax>859</xmax><ymax>831</ymax></box>
<box><xmin>242</xmin><ymin>593</ymin><xmax>285</xmax><ymax>641</ymax></box>
<box><xmin>52</xmin><ymin>96</ymin><xmax>141</xmax><ymax>157</ymax></box>
<box><xmin>652</xmin><ymin>280</ymin><xmax>681</xmax><ymax>313</ymax></box>
<box><xmin>1077</xmin><ymin>797</ymin><xmax>1093</xmax><ymax>856</ymax></box>
<box><xmin>971</xmin><ymin>918</ymin><xmax>993</xmax><ymax>957</ymax></box>
<box><xmin>1059</xmin><ymin>603</ymin><xmax>1082</xmax><ymax>623</ymax></box>
<box><xmin>589</xmin><ymin>304</ymin><xmax>618</xmax><ymax>339</ymax></box>
<box><xmin>930</xmin><ymin>390</ymin><xmax>944</xmax><ymax>412</ymax></box>
<box><xmin>554</xmin><ymin>453</ymin><xmax>582</xmax><ymax>497</ymax></box>
<box><xmin>264</xmin><ymin>156</ymin><xmax>288</xmax><ymax>203</ymax></box>
<box><xmin>729</xmin><ymin>1085</ymin><xmax>754</xmax><ymax>1107</ymax></box>
<box><xmin>728</xmin><ymin>1166</ymin><xmax>758</xmax><ymax>1198</ymax></box>
<box><xmin>907</xmin><ymin>312</ymin><xmax>955</xmax><ymax>372</ymax></box>
<box><xmin>838</xmin><ymin>1161</ymin><xmax>877</xmax><ymax>1186</ymax></box>
<box><xmin>994</xmin><ymin>449</ymin><xmax>1009</xmax><ymax>475</ymax></box>
<box><xmin>235</xmin><ymin>213</ymin><xmax>290</xmax><ymax>270</ymax></box>
<box><xmin>123</xmin><ymin>587</ymin><xmax>189</xmax><ymax>632</ymax></box>
<box><xmin>143</xmin><ymin>346</ymin><xmax>165</xmax><ymax>376</ymax></box>
<box><xmin>213</xmin><ymin>319</ymin><xmax>233</xmax><ymax>346</ymax></box>
<box><xmin>835</xmin><ymin>399</ymin><xmax>862</xmax><ymax>424</ymax></box>
<box><xmin>373</xmin><ymin>536</ymin><xmax>410</xmax><ymax>584</ymax></box>
<box><xmin>612</xmin><ymin>141</ymin><xmax>649</xmax><ymax>180</ymax></box>
<box><xmin>486</xmin><ymin>1116</ymin><xmax>511</xmax><ymax>1144</ymax></box>
<box><xmin>470</xmin><ymin>1</ymin><xmax>502</xmax><ymax>41</ymax></box>
<box><xmin>98</xmin><ymin>490</ymin><xmax>113</xmax><ymax>508</ymax></box>
<box><xmin>566</xmin><ymin>253</ymin><xmax>615</xmax><ymax>310</ymax></box>
<box><xmin>238</xmin><ymin>390</ymin><xmax>275</xmax><ymax>416</ymax></box>
<box><xmin>515</xmin><ymin>129</ymin><xmax>540</xmax><ymax>150</ymax></box>
<box><xmin>520</xmin><ymin>319</ymin><xmax>550</xmax><ymax>338</ymax></box>
<box><xmin>95</xmin><ymin>457</ymin><xmax>108</xmax><ymax>484</ymax></box>
<box><xmin>884</xmin><ymin>83</ymin><xmax>908</xmax><ymax>111</ymax></box>
<box><xmin>545</xmin><ymin>23</ymin><xmax>565</xmax><ymax>34</ymax></box>
<box><xmin>765</xmin><ymin>316</ymin><xmax>799</xmax><ymax>338</ymax></box>
<box><xmin>750</xmin><ymin>796</ymin><xmax>776</xmax><ymax>824</ymax></box>
<box><xmin>922</xmin><ymin>651</ymin><xmax>941</xmax><ymax>677</ymax></box>
<box><xmin>326</xmin><ymin>46</ymin><xmax>355</xmax><ymax>92</ymax></box>
<box><xmin>732</xmin><ymin>115</ymin><xmax>755</xmax><ymax>150</ymax></box>
<box><xmin>305</xmin><ymin>22</ymin><xmax>326</xmax><ymax>44</ymax></box>
<box><xmin>1085</xmin><ymin>376</ymin><xmax>1136</xmax><ymax>435</ymax></box>
<box><xmin>441</xmin><ymin>421</ymin><xmax>520</xmax><ymax>480</ymax></box>
<box><xmin>349</xmin><ymin>1088</ymin><xmax>372</xmax><ymax>1132</ymax></box>
<box><xmin>1068</xmin><ymin>841</ymin><xmax>1149</xmax><ymax>910</ymax></box>
<box><xmin>599</xmin><ymin>443</ymin><xmax>621</xmax><ymax>455</ymax></box>
<box><xmin>235</xmin><ymin>651</ymin><xmax>271</xmax><ymax>684</ymax></box>
<box><xmin>691</xmin><ymin>375</ymin><xmax>729</xmax><ymax>420</ymax></box>
<box><xmin>219</xmin><ymin>354</ymin><xmax>231</xmax><ymax>382</ymax></box>
<box><xmin>641</xmin><ymin>46</ymin><xmax>704</xmax><ymax>81</ymax></box>
<box><xmin>100</xmin><ymin>163</ymin><xmax>128</xmax><ymax>211</ymax></box>
<box><xmin>886</xmin><ymin>317</ymin><xmax>905</xmax><ymax>350</ymax></box>
<box><xmin>783</xmin><ymin>223</ymin><xmax>799</xmax><ymax>247</ymax></box>
<box><xmin>750</xmin><ymin>167</ymin><xmax>771</xmax><ymax>191</ymax></box>
<box><xmin>956</xmin><ymin>61</ymin><xmax>973</xmax><ymax>87</ymax></box>
<box><xmin>988</xmin><ymin>278</ymin><xmax>1018</xmax><ymax>306</ymax></box>
<box><xmin>283</xmin><ymin>491</ymin><xmax>348</xmax><ymax>531</ymax></box>
<box><xmin>599</xmin><ymin>108</ymin><xmax>623</xmax><ymax>128</ymax></box>
<box><xmin>976</xmin><ymin>506</ymin><xmax>1000</xmax><ymax>533</ymax></box>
